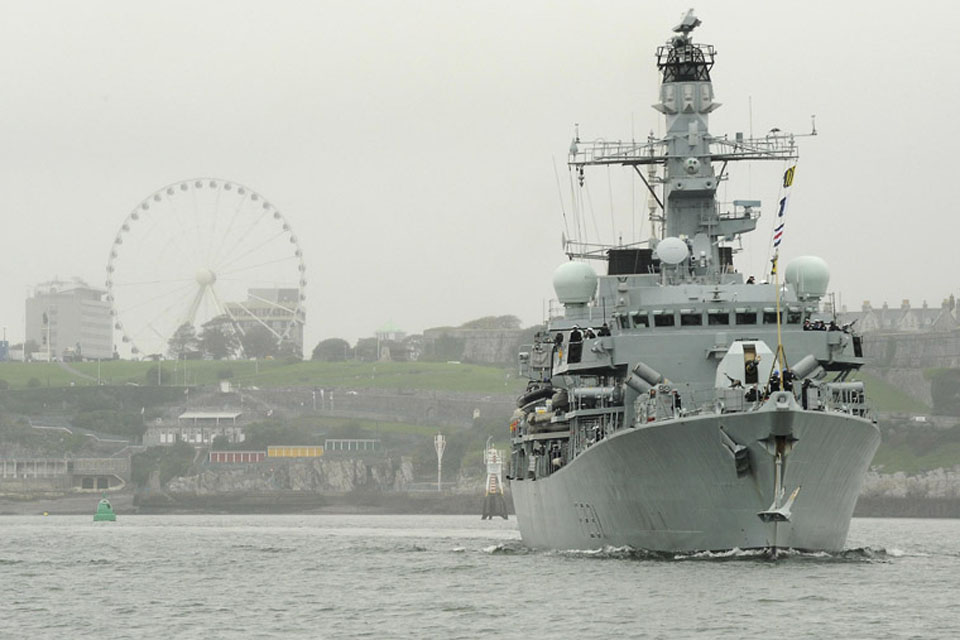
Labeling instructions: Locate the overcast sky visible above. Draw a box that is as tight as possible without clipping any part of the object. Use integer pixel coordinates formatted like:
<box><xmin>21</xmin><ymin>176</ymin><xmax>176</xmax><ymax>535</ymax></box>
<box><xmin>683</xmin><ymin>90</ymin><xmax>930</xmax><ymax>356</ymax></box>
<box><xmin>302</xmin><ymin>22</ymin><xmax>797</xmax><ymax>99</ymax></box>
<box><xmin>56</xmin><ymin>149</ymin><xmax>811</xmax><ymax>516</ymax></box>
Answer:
<box><xmin>1</xmin><ymin>1</ymin><xmax>958</xmax><ymax>351</ymax></box>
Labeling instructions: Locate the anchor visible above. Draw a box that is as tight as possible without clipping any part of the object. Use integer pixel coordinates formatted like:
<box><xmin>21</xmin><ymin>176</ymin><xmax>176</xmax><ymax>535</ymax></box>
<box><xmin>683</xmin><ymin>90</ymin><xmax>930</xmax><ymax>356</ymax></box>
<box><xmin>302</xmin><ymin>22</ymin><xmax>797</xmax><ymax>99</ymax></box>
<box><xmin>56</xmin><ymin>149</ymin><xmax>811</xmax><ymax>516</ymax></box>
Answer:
<box><xmin>757</xmin><ymin>451</ymin><xmax>801</xmax><ymax>522</ymax></box>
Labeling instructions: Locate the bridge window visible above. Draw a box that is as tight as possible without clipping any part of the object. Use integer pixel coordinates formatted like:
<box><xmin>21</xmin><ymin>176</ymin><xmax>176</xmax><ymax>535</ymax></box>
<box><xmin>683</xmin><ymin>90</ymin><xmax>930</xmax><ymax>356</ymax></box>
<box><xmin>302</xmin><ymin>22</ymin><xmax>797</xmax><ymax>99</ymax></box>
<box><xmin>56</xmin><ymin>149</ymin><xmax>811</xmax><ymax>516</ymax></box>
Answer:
<box><xmin>708</xmin><ymin>309</ymin><xmax>730</xmax><ymax>325</ymax></box>
<box><xmin>653</xmin><ymin>311</ymin><xmax>675</xmax><ymax>327</ymax></box>
<box><xmin>680</xmin><ymin>310</ymin><xmax>702</xmax><ymax>326</ymax></box>
<box><xmin>631</xmin><ymin>312</ymin><xmax>649</xmax><ymax>328</ymax></box>
<box><xmin>735</xmin><ymin>309</ymin><xmax>757</xmax><ymax>325</ymax></box>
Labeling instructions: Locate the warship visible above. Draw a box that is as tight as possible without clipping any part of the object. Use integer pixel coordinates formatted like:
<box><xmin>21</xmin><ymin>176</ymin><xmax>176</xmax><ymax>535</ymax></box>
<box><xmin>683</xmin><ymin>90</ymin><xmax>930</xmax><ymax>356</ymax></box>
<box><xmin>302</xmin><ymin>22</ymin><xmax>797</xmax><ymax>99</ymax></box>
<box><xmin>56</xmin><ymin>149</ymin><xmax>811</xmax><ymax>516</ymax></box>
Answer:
<box><xmin>508</xmin><ymin>10</ymin><xmax>880</xmax><ymax>552</ymax></box>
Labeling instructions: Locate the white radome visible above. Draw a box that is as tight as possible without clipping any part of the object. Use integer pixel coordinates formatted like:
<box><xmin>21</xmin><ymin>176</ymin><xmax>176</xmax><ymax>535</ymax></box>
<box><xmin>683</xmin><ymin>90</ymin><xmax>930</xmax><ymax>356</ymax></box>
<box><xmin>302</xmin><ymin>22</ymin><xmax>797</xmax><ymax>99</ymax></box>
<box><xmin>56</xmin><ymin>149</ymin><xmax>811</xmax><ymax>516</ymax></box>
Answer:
<box><xmin>553</xmin><ymin>261</ymin><xmax>598</xmax><ymax>305</ymax></box>
<box><xmin>655</xmin><ymin>237</ymin><xmax>689</xmax><ymax>265</ymax></box>
<box><xmin>785</xmin><ymin>255</ymin><xmax>830</xmax><ymax>299</ymax></box>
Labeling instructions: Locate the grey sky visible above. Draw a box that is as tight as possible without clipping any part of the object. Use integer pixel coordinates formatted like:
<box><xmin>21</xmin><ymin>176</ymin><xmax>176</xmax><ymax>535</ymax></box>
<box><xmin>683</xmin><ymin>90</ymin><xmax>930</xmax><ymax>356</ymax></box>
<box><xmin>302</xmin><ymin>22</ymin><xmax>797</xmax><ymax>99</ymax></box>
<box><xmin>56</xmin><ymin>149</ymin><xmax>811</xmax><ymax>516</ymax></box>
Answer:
<box><xmin>1</xmin><ymin>1</ymin><xmax>957</xmax><ymax>351</ymax></box>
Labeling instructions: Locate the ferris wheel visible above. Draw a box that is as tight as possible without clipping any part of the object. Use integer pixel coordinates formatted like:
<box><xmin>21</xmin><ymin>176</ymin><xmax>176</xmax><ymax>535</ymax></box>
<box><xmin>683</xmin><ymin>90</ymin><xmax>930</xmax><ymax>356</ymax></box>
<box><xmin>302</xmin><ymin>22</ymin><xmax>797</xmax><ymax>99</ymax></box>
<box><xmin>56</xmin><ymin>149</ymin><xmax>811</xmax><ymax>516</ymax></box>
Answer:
<box><xmin>106</xmin><ymin>178</ymin><xmax>306</xmax><ymax>358</ymax></box>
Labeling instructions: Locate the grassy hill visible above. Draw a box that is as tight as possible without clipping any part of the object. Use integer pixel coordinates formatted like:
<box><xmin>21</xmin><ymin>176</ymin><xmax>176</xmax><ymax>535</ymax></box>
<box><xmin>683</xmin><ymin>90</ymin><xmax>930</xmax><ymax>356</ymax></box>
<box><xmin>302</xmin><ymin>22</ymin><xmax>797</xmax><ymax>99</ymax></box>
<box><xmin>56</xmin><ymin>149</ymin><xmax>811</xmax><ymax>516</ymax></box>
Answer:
<box><xmin>852</xmin><ymin>371</ymin><xmax>931</xmax><ymax>415</ymax></box>
<box><xmin>0</xmin><ymin>359</ymin><xmax>525</xmax><ymax>395</ymax></box>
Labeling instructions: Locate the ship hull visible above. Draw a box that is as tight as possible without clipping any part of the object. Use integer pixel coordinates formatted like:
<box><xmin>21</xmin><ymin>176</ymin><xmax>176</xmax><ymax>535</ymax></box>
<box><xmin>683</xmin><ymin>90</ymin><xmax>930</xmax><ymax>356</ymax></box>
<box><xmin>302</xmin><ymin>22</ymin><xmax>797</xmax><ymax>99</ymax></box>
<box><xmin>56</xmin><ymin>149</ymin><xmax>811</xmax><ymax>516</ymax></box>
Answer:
<box><xmin>510</xmin><ymin>410</ymin><xmax>880</xmax><ymax>552</ymax></box>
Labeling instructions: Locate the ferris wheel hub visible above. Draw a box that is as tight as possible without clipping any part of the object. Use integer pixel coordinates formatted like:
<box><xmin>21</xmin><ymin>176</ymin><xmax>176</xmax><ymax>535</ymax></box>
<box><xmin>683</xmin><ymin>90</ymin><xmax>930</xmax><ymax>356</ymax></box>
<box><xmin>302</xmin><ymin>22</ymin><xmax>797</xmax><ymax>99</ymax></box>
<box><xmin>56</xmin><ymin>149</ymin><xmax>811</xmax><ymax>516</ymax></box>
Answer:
<box><xmin>195</xmin><ymin>268</ymin><xmax>216</xmax><ymax>286</ymax></box>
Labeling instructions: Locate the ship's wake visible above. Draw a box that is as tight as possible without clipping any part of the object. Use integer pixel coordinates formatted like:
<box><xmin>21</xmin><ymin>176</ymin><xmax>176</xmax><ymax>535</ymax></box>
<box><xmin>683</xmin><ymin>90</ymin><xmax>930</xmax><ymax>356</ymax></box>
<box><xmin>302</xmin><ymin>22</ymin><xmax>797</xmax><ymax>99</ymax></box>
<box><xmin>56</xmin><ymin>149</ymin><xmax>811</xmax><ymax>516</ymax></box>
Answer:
<box><xmin>483</xmin><ymin>544</ymin><xmax>900</xmax><ymax>563</ymax></box>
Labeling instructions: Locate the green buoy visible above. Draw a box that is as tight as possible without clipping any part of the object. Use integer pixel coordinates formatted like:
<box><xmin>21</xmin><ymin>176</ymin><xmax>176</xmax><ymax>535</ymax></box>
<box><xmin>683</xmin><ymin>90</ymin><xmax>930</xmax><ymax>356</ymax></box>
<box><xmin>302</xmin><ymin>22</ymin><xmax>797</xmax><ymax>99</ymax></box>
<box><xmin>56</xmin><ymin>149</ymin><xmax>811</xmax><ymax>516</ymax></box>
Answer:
<box><xmin>94</xmin><ymin>496</ymin><xmax>117</xmax><ymax>522</ymax></box>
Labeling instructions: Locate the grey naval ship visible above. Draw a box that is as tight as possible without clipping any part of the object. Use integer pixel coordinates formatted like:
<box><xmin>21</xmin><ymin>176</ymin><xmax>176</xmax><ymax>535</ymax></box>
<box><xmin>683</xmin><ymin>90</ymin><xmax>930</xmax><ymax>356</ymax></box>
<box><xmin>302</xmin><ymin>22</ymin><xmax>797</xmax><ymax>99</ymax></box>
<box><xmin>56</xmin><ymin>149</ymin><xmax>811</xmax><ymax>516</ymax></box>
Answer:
<box><xmin>508</xmin><ymin>10</ymin><xmax>880</xmax><ymax>553</ymax></box>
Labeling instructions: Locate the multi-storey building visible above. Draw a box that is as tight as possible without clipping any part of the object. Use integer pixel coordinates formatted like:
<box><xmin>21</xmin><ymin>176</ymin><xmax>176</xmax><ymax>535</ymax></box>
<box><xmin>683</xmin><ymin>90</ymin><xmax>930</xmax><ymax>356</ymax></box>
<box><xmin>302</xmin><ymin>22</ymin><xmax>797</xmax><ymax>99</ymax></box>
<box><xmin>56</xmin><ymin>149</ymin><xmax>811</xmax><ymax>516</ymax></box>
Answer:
<box><xmin>25</xmin><ymin>279</ymin><xmax>113</xmax><ymax>360</ymax></box>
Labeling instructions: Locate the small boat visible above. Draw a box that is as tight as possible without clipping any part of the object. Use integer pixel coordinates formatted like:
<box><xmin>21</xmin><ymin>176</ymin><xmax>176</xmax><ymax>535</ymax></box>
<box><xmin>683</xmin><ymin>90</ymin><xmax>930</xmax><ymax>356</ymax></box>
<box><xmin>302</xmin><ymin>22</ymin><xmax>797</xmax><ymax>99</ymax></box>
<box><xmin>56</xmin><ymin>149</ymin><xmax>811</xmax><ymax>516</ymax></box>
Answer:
<box><xmin>93</xmin><ymin>496</ymin><xmax>117</xmax><ymax>522</ymax></box>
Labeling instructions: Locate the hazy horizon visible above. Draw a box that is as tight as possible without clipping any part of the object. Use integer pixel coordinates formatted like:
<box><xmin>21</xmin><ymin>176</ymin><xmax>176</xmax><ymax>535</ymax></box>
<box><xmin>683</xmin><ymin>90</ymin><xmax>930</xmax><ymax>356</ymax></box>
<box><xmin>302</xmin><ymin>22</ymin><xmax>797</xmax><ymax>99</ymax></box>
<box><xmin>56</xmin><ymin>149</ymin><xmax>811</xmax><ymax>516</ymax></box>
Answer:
<box><xmin>2</xmin><ymin>1</ymin><xmax>957</xmax><ymax>352</ymax></box>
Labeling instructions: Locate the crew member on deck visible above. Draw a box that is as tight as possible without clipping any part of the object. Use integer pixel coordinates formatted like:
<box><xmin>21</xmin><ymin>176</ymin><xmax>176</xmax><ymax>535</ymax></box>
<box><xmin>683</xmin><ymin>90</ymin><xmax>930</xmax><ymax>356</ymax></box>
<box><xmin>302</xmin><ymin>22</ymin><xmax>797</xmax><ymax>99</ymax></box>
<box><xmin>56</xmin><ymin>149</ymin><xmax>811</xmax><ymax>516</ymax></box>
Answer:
<box><xmin>568</xmin><ymin>326</ymin><xmax>583</xmax><ymax>363</ymax></box>
<box><xmin>769</xmin><ymin>371</ymin><xmax>781</xmax><ymax>393</ymax></box>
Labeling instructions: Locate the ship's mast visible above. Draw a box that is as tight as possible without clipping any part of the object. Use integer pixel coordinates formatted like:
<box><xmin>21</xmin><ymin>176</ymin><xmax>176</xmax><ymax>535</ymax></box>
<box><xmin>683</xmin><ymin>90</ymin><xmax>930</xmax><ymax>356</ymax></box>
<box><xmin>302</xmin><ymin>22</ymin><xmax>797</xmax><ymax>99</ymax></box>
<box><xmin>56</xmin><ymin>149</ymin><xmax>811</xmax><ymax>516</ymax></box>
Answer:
<box><xmin>567</xmin><ymin>10</ymin><xmax>809</xmax><ymax>273</ymax></box>
<box><xmin>655</xmin><ymin>10</ymin><xmax>721</xmax><ymax>260</ymax></box>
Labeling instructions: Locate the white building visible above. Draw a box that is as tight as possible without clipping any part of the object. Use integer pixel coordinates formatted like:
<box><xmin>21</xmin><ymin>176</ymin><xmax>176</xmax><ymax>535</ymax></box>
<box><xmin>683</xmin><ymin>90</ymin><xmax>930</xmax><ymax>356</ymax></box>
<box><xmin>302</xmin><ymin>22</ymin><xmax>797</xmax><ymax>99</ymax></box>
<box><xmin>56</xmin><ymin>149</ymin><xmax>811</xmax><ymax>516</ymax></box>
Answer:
<box><xmin>142</xmin><ymin>411</ymin><xmax>246</xmax><ymax>446</ymax></box>
<box><xmin>224</xmin><ymin>288</ymin><xmax>303</xmax><ymax>353</ymax></box>
<box><xmin>25</xmin><ymin>279</ymin><xmax>113</xmax><ymax>360</ymax></box>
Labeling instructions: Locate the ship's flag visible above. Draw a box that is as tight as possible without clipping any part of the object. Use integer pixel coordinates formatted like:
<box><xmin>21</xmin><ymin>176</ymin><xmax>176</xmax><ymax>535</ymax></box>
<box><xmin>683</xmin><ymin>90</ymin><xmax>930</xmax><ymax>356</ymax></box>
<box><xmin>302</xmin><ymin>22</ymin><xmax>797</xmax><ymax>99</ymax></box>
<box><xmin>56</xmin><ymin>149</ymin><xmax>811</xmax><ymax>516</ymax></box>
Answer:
<box><xmin>783</xmin><ymin>165</ymin><xmax>796</xmax><ymax>188</ymax></box>
<box><xmin>777</xmin><ymin>194</ymin><xmax>789</xmax><ymax>217</ymax></box>
<box><xmin>773</xmin><ymin>165</ymin><xmax>796</xmax><ymax>250</ymax></box>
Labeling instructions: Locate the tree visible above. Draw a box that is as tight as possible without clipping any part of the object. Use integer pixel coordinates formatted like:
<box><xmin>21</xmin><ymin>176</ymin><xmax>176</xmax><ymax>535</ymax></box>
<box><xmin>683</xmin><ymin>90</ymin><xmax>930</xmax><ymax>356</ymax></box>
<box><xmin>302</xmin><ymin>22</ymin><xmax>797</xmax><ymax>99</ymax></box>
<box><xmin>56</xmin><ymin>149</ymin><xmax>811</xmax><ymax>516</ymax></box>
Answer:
<box><xmin>312</xmin><ymin>338</ymin><xmax>351</xmax><ymax>361</ymax></box>
<box><xmin>167</xmin><ymin>323</ymin><xmax>199</xmax><ymax>359</ymax></box>
<box><xmin>23</xmin><ymin>339</ymin><xmax>40</xmax><ymax>358</ymax></box>
<box><xmin>278</xmin><ymin>339</ymin><xmax>302</xmax><ymax>361</ymax></box>
<box><xmin>240</xmin><ymin>326</ymin><xmax>280</xmax><ymax>359</ymax></box>
<box><xmin>199</xmin><ymin>315</ymin><xmax>241</xmax><ymax>360</ymax></box>
<box><xmin>354</xmin><ymin>337</ymin><xmax>378</xmax><ymax>361</ymax></box>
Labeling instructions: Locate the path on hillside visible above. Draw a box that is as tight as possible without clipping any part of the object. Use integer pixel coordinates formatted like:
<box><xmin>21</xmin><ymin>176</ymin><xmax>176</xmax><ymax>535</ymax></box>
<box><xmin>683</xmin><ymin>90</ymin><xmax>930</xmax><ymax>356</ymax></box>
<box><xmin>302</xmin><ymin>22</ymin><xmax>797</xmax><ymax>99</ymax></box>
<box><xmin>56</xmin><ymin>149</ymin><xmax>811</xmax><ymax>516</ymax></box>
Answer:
<box><xmin>56</xmin><ymin>360</ymin><xmax>99</xmax><ymax>383</ymax></box>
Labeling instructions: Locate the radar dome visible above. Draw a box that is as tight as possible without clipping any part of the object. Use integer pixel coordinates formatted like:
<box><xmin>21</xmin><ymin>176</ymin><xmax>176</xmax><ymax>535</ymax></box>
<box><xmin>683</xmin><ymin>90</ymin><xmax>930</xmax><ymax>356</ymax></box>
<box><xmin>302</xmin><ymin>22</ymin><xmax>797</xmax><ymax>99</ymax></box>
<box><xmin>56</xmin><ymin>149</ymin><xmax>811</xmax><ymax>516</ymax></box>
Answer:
<box><xmin>553</xmin><ymin>261</ymin><xmax>598</xmax><ymax>305</ymax></box>
<box><xmin>655</xmin><ymin>237</ymin><xmax>689</xmax><ymax>265</ymax></box>
<box><xmin>785</xmin><ymin>256</ymin><xmax>830</xmax><ymax>300</ymax></box>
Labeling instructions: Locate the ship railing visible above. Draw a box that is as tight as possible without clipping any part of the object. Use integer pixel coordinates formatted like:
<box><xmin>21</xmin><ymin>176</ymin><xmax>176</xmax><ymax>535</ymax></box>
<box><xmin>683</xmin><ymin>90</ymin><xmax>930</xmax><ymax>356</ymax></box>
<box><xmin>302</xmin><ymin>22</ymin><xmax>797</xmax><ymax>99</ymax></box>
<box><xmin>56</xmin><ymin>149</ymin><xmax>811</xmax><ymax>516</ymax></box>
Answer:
<box><xmin>637</xmin><ymin>385</ymin><xmax>682</xmax><ymax>423</ymax></box>
<box><xmin>570</xmin><ymin>132</ymin><xmax>800</xmax><ymax>169</ymax></box>
<box><xmin>710</xmin><ymin>134</ymin><xmax>800</xmax><ymax>162</ymax></box>
<box><xmin>546</xmin><ymin>298</ymin><xmax>610</xmax><ymax>322</ymax></box>
<box><xmin>821</xmin><ymin>382</ymin><xmax>868</xmax><ymax>418</ymax></box>
<box><xmin>569</xmin><ymin>139</ymin><xmax>668</xmax><ymax>167</ymax></box>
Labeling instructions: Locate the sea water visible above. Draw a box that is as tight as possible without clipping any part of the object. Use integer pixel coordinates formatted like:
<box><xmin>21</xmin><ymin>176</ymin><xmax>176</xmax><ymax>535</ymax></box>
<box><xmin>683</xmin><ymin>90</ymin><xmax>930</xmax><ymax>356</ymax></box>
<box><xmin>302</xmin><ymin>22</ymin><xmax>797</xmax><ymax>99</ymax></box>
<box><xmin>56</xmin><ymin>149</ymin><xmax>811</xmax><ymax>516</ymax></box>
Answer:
<box><xmin>1</xmin><ymin>515</ymin><xmax>958</xmax><ymax>639</ymax></box>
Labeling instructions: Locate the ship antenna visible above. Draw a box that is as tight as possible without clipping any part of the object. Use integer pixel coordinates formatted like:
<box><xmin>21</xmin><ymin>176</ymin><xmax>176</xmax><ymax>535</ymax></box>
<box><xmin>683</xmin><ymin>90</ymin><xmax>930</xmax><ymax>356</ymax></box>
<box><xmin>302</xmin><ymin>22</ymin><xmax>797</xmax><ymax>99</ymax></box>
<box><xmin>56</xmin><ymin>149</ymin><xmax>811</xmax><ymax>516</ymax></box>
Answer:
<box><xmin>553</xmin><ymin>157</ymin><xmax>571</xmax><ymax>243</ymax></box>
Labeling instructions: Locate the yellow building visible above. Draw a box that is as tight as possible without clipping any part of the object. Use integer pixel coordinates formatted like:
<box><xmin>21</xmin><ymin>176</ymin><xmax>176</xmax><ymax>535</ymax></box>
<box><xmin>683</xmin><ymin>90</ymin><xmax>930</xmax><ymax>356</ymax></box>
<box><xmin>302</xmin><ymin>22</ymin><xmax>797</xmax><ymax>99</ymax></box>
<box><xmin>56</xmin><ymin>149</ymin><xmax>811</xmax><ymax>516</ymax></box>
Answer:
<box><xmin>267</xmin><ymin>446</ymin><xmax>324</xmax><ymax>458</ymax></box>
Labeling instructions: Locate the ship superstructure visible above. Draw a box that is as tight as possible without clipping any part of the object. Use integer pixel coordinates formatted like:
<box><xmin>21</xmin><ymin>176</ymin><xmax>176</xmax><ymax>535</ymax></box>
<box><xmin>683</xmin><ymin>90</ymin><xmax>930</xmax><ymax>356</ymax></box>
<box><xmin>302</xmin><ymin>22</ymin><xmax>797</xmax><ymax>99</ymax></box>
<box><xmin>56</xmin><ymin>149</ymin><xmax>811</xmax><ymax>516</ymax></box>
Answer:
<box><xmin>508</xmin><ymin>10</ymin><xmax>879</xmax><ymax>552</ymax></box>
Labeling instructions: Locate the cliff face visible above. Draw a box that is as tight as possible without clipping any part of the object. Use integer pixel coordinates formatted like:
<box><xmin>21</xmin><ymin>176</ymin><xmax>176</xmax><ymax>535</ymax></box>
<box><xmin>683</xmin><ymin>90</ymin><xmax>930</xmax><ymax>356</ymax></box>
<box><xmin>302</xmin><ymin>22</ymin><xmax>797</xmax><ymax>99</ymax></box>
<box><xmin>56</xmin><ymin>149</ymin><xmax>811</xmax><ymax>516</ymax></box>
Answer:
<box><xmin>166</xmin><ymin>456</ymin><xmax>414</xmax><ymax>495</ymax></box>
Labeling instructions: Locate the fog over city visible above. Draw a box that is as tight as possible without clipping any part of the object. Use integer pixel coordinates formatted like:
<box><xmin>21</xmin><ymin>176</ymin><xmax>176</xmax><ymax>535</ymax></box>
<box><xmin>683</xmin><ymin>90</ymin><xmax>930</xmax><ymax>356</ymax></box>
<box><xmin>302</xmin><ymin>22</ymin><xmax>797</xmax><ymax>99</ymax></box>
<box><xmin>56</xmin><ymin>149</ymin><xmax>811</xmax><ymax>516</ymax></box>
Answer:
<box><xmin>1</xmin><ymin>0</ymin><xmax>957</xmax><ymax>351</ymax></box>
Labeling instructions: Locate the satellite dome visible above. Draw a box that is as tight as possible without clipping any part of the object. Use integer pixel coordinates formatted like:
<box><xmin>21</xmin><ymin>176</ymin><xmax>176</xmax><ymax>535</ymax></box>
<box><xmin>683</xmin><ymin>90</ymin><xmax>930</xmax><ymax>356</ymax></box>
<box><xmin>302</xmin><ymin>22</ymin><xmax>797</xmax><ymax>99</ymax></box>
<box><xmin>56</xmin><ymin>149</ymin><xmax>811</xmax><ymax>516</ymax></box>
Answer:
<box><xmin>785</xmin><ymin>255</ymin><xmax>830</xmax><ymax>300</ymax></box>
<box><xmin>553</xmin><ymin>261</ymin><xmax>598</xmax><ymax>305</ymax></box>
<box><xmin>655</xmin><ymin>237</ymin><xmax>689</xmax><ymax>265</ymax></box>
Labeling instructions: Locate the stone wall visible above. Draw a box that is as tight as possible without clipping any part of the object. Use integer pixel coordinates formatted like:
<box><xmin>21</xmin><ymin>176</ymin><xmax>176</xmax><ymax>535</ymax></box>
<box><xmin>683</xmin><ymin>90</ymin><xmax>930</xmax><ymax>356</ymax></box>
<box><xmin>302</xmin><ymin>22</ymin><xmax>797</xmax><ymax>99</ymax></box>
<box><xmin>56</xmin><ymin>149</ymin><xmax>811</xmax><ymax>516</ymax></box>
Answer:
<box><xmin>866</xmin><ymin>368</ymin><xmax>933</xmax><ymax>408</ymax></box>
<box><xmin>859</xmin><ymin>331</ymin><xmax>960</xmax><ymax>410</ymax></box>
<box><xmin>863</xmin><ymin>332</ymin><xmax>960</xmax><ymax>369</ymax></box>
<box><xmin>422</xmin><ymin>327</ymin><xmax>527</xmax><ymax>365</ymax></box>
<box><xmin>166</xmin><ymin>456</ymin><xmax>414</xmax><ymax>495</ymax></box>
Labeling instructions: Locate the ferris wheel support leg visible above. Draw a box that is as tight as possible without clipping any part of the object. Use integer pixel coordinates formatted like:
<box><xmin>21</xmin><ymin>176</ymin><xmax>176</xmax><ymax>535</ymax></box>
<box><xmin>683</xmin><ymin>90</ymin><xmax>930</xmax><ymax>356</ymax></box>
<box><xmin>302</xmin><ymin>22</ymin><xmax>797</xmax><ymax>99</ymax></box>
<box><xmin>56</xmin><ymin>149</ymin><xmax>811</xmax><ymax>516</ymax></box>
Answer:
<box><xmin>179</xmin><ymin>286</ymin><xmax>207</xmax><ymax>329</ymax></box>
